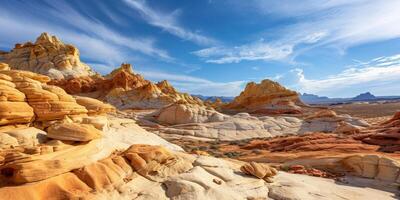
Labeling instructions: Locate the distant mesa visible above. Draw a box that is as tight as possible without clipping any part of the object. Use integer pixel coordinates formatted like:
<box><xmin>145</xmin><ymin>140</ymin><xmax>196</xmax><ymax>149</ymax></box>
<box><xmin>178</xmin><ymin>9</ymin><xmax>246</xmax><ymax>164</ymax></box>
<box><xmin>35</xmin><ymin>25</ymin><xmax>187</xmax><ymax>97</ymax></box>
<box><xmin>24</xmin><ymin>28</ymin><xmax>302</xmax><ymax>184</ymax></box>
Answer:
<box><xmin>300</xmin><ymin>93</ymin><xmax>329</xmax><ymax>103</ymax></box>
<box><xmin>352</xmin><ymin>92</ymin><xmax>376</xmax><ymax>101</ymax></box>
<box><xmin>193</xmin><ymin>95</ymin><xmax>234</xmax><ymax>103</ymax></box>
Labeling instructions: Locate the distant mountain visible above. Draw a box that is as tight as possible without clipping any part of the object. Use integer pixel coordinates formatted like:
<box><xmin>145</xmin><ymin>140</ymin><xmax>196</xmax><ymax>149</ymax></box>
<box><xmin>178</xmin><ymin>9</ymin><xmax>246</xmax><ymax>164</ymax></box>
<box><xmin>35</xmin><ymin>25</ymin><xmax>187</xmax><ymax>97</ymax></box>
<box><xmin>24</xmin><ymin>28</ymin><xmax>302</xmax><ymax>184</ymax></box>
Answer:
<box><xmin>352</xmin><ymin>92</ymin><xmax>376</xmax><ymax>101</ymax></box>
<box><xmin>300</xmin><ymin>93</ymin><xmax>330</xmax><ymax>104</ymax></box>
<box><xmin>193</xmin><ymin>95</ymin><xmax>234</xmax><ymax>103</ymax></box>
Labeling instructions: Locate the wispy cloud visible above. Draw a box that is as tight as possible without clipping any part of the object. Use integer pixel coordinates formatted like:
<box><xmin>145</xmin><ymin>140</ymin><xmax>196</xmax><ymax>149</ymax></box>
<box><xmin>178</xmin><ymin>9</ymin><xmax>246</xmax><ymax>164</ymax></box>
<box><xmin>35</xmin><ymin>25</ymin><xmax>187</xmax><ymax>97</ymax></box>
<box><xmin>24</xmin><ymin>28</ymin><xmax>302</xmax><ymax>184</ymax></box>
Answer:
<box><xmin>192</xmin><ymin>40</ymin><xmax>293</xmax><ymax>64</ymax></box>
<box><xmin>193</xmin><ymin>32</ymin><xmax>327</xmax><ymax>64</ymax></box>
<box><xmin>275</xmin><ymin>54</ymin><xmax>400</xmax><ymax>97</ymax></box>
<box><xmin>123</xmin><ymin>0</ymin><xmax>217</xmax><ymax>46</ymax></box>
<box><xmin>196</xmin><ymin>0</ymin><xmax>400</xmax><ymax>64</ymax></box>
<box><xmin>0</xmin><ymin>0</ymin><xmax>171</xmax><ymax>67</ymax></box>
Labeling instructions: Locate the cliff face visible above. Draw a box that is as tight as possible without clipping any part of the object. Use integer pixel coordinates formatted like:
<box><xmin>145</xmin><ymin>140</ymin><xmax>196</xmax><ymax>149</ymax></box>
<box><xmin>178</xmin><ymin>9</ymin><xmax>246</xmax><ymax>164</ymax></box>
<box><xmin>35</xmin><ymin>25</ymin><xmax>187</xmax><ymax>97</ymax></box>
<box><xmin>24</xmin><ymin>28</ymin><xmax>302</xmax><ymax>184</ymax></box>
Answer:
<box><xmin>0</xmin><ymin>33</ymin><xmax>96</xmax><ymax>79</ymax></box>
<box><xmin>223</xmin><ymin>79</ymin><xmax>304</xmax><ymax>114</ymax></box>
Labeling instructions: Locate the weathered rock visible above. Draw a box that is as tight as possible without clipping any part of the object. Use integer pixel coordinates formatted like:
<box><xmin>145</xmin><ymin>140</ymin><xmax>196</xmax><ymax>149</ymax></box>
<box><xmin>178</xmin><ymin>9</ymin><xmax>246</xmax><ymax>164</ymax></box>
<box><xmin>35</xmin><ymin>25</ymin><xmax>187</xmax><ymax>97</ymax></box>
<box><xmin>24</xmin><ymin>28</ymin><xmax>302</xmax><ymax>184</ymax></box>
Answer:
<box><xmin>74</xmin><ymin>96</ymin><xmax>115</xmax><ymax>115</ymax></box>
<box><xmin>47</xmin><ymin>123</ymin><xmax>102</xmax><ymax>141</ymax></box>
<box><xmin>147</xmin><ymin>108</ymin><xmax>369</xmax><ymax>141</ymax></box>
<box><xmin>240</xmin><ymin>161</ymin><xmax>277</xmax><ymax>183</ymax></box>
<box><xmin>0</xmin><ymin>33</ymin><xmax>95</xmax><ymax>79</ymax></box>
<box><xmin>0</xmin><ymin>62</ymin><xmax>10</xmax><ymax>70</ymax></box>
<box><xmin>223</xmin><ymin>79</ymin><xmax>304</xmax><ymax>114</ymax></box>
<box><xmin>50</xmin><ymin>63</ymin><xmax>203</xmax><ymax>109</ymax></box>
<box><xmin>154</xmin><ymin>102</ymin><xmax>227</xmax><ymax>125</ymax></box>
<box><xmin>0</xmin><ymin>102</ymin><xmax>34</xmax><ymax>125</ymax></box>
<box><xmin>124</xmin><ymin>144</ymin><xmax>193</xmax><ymax>181</ymax></box>
<box><xmin>355</xmin><ymin>111</ymin><xmax>400</xmax><ymax>152</ymax></box>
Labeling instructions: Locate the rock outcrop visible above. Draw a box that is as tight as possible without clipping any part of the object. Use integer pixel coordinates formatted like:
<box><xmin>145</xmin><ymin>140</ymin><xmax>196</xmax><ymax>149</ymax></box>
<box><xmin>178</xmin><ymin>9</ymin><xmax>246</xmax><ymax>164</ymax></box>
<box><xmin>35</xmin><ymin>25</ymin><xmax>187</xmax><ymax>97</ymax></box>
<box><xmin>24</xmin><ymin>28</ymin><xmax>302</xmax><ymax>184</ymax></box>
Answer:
<box><xmin>0</xmin><ymin>70</ymin><xmax>88</xmax><ymax>123</ymax></box>
<box><xmin>50</xmin><ymin>63</ymin><xmax>203</xmax><ymax>109</ymax></box>
<box><xmin>47</xmin><ymin>123</ymin><xmax>103</xmax><ymax>141</ymax></box>
<box><xmin>154</xmin><ymin>101</ymin><xmax>227</xmax><ymax>125</ymax></box>
<box><xmin>0</xmin><ymin>33</ymin><xmax>95</xmax><ymax>79</ymax></box>
<box><xmin>143</xmin><ymin>105</ymin><xmax>369</xmax><ymax>141</ymax></box>
<box><xmin>355</xmin><ymin>111</ymin><xmax>400</xmax><ymax>152</ymax></box>
<box><xmin>223</xmin><ymin>79</ymin><xmax>305</xmax><ymax>114</ymax></box>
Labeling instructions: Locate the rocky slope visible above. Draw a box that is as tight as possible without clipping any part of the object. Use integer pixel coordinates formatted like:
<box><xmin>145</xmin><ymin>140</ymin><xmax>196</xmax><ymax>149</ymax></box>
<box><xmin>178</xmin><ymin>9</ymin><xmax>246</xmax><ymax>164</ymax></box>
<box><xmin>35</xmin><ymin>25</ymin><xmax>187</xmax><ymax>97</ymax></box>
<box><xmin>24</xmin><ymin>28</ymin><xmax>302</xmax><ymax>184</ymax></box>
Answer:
<box><xmin>0</xmin><ymin>33</ymin><xmax>95</xmax><ymax>79</ymax></box>
<box><xmin>50</xmin><ymin>63</ymin><xmax>203</xmax><ymax>109</ymax></box>
<box><xmin>355</xmin><ymin>111</ymin><xmax>400</xmax><ymax>152</ymax></box>
<box><xmin>223</xmin><ymin>79</ymin><xmax>306</xmax><ymax>114</ymax></box>
<box><xmin>135</xmin><ymin>103</ymin><xmax>369</xmax><ymax>141</ymax></box>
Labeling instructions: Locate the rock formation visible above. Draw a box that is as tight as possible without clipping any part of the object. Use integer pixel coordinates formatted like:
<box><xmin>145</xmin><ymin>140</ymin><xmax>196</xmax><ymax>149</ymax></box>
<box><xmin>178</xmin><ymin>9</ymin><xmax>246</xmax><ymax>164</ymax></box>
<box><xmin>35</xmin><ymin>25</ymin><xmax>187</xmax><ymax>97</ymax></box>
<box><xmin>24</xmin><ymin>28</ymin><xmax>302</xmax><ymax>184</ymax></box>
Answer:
<box><xmin>0</xmin><ymin>33</ymin><xmax>95</xmax><ymax>79</ymax></box>
<box><xmin>142</xmin><ymin>105</ymin><xmax>369</xmax><ymax>141</ymax></box>
<box><xmin>154</xmin><ymin>101</ymin><xmax>227</xmax><ymax>125</ymax></box>
<box><xmin>223</xmin><ymin>79</ymin><xmax>305</xmax><ymax>114</ymax></box>
<box><xmin>355</xmin><ymin>111</ymin><xmax>400</xmax><ymax>152</ymax></box>
<box><xmin>50</xmin><ymin>63</ymin><xmax>203</xmax><ymax>109</ymax></box>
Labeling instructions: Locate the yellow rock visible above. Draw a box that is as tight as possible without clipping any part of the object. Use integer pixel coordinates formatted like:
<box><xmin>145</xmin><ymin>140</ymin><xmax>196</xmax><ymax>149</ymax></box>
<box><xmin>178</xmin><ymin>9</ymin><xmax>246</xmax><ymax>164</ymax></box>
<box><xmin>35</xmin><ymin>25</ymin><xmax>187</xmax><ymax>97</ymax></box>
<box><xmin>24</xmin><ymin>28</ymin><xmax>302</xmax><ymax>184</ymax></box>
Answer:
<box><xmin>74</xmin><ymin>96</ymin><xmax>115</xmax><ymax>115</ymax></box>
<box><xmin>240</xmin><ymin>161</ymin><xmax>277</xmax><ymax>183</ymax></box>
<box><xmin>47</xmin><ymin>123</ymin><xmax>102</xmax><ymax>141</ymax></box>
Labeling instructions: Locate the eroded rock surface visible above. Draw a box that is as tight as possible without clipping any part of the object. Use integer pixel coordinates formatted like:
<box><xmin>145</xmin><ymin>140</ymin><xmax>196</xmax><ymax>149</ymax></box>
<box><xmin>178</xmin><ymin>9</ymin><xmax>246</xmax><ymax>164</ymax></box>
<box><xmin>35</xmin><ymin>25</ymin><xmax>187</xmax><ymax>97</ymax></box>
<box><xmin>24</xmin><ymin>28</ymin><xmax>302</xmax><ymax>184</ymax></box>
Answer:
<box><xmin>223</xmin><ymin>79</ymin><xmax>305</xmax><ymax>114</ymax></box>
<box><xmin>0</xmin><ymin>33</ymin><xmax>95</xmax><ymax>79</ymax></box>
<box><xmin>50</xmin><ymin>63</ymin><xmax>203</xmax><ymax>109</ymax></box>
<box><xmin>142</xmin><ymin>105</ymin><xmax>369</xmax><ymax>141</ymax></box>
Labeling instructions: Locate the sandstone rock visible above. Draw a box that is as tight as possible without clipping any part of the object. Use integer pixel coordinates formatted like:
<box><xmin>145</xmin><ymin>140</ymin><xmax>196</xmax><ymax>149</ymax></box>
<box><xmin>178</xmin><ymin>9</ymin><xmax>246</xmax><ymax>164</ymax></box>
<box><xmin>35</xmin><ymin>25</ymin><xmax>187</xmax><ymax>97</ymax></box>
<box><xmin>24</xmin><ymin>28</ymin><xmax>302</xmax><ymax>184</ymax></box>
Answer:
<box><xmin>50</xmin><ymin>63</ymin><xmax>203</xmax><ymax>110</ymax></box>
<box><xmin>0</xmin><ymin>33</ymin><xmax>95</xmax><ymax>79</ymax></box>
<box><xmin>0</xmin><ymin>62</ymin><xmax>10</xmax><ymax>70</ymax></box>
<box><xmin>154</xmin><ymin>102</ymin><xmax>227</xmax><ymax>125</ymax></box>
<box><xmin>355</xmin><ymin>111</ymin><xmax>400</xmax><ymax>152</ymax></box>
<box><xmin>223</xmin><ymin>79</ymin><xmax>304</xmax><ymax>114</ymax></box>
<box><xmin>82</xmin><ymin>116</ymin><xmax>109</xmax><ymax>131</ymax></box>
<box><xmin>342</xmin><ymin>155</ymin><xmax>400</xmax><ymax>182</ymax></box>
<box><xmin>0</xmin><ymin>173</ymin><xmax>93</xmax><ymax>200</ymax></box>
<box><xmin>0</xmin><ymin>70</ymin><xmax>88</xmax><ymax>122</ymax></box>
<box><xmin>124</xmin><ymin>144</ymin><xmax>193</xmax><ymax>181</ymax></box>
<box><xmin>240</xmin><ymin>161</ymin><xmax>277</xmax><ymax>183</ymax></box>
<box><xmin>1</xmin><ymin>127</ymin><xmax>47</xmax><ymax>147</ymax></box>
<box><xmin>0</xmin><ymin>102</ymin><xmax>34</xmax><ymax>125</ymax></box>
<box><xmin>74</xmin><ymin>96</ymin><xmax>115</xmax><ymax>115</ymax></box>
<box><xmin>0</xmin><ymin>134</ymin><xmax>19</xmax><ymax>148</ymax></box>
<box><xmin>73</xmin><ymin>156</ymin><xmax>134</xmax><ymax>191</ymax></box>
<box><xmin>47</xmin><ymin>123</ymin><xmax>102</xmax><ymax>141</ymax></box>
<box><xmin>149</xmin><ymin>111</ymin><xmax>369</xmax><ymax>141</ymax></box>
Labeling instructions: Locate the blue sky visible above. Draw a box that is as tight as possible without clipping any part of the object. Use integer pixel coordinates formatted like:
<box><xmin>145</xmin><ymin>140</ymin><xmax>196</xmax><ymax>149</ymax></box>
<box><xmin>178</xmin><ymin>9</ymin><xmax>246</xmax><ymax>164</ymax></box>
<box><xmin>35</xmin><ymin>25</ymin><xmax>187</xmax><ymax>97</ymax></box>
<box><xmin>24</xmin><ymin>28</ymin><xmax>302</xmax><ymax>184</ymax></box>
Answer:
<box><xmin>1</xmin><ymin>0</ymin><xmax>400</xmax><ymax>97</ymax></box>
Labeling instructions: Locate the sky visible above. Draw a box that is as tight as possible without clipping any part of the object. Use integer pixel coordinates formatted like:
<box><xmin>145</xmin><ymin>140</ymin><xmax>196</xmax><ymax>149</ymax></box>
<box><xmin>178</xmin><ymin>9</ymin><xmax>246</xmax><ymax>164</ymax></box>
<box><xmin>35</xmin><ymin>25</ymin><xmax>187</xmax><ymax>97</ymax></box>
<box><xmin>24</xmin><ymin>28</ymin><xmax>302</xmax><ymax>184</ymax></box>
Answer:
<box><xmin>1</xmin><ymin>0</ymin><xmax>400</xmax><ymax>97</ymax></box>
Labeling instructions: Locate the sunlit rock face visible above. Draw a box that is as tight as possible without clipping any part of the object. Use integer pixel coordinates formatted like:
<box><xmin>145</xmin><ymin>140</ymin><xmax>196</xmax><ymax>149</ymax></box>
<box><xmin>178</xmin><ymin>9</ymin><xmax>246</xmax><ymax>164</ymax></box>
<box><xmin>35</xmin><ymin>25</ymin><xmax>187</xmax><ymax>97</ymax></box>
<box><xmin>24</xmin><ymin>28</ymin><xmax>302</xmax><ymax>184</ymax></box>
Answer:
<box><xmin>223</xmin><ymin>79</ymin><xmax>305</xmax><ymax>114</ymax></box>
<box><xmin>0</xmin><ymin>32</ymin><xmax>96</xmax><ymax>79</ymax></box>
<box><xmin>50</xmin><ymin>63</ymin><xmax>204</xmax><ymax>109</ymax></box>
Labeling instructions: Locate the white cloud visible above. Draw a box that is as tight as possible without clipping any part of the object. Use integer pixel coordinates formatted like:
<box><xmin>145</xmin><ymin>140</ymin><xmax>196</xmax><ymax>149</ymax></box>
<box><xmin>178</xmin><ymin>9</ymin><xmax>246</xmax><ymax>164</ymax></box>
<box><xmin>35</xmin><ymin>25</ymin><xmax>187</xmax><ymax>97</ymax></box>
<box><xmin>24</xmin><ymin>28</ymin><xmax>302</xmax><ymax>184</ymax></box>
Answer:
<box><xmin>0</xmin><ymin>0</ymin><xmax>171</xmax><ymax>67</ymax></box>
<box><xmin>197</xmin><ymin>0</ymin><xmax>400</xmax><ymax>64</ymax></box>
<box><xmin>256</xmin><ymin>0</ymin><xmax>400</xmax><ymax>51</ymax></box>
<box><xmin>123</xmin><ymin>0</ymin><xmax>216</xmax><ymax>46</ymax></box>
<box><xmin>193</xmin><ymin>40</ymin><xmax>294</xmax><ymax>64</ymax></box>
<box><xmin>276</xmin><ymin>54</ymin><xmax>400</xmax><ymax>97</ymax></box>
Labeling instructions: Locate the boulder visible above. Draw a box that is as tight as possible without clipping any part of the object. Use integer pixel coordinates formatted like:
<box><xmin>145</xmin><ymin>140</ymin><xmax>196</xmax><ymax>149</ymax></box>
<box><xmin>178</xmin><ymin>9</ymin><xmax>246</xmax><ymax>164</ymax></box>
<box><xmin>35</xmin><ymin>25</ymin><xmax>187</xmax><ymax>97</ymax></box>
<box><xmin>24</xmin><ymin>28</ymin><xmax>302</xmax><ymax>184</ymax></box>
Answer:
<box><xmin>74</xmin><ymin>96</ymin><xmax>115</xmax><ymax>115</ymax></box>
<box><xmin>47</xmin><ymin>123</ymin><xmax>102</xmax><ymax>141</ymax></box>
<box><xmin>240</xmin><ymin>161</ymin><xmax>277</xmax><ymax>183</ymax></box>
<box><xmin>155</xmin><ymin>102</ymin><xmax>227</xmax><ymax>125</ymax></box>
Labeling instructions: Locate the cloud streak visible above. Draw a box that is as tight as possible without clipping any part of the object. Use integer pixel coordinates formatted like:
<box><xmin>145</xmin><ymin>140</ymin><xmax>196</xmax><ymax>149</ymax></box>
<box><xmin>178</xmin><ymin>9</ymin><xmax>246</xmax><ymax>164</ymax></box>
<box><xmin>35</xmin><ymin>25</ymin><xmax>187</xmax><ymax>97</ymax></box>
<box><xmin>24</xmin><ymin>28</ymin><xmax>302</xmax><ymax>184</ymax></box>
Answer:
<box><xmin>196</xmin><ymin>0</ymin><xmax>400</xmax><ymax>64</ymax></box>
<box><xmin>0</xmin><ymin>0</ymin><xmax>171</xmax><ymax>67</ymax></box>
<box><xmin>123</xmin><ymin>0</ymin><xmax>216</xmax><ymax>46</ymax></box>
<box><xmin>275</xmin><ymin>54</ymin><xmax>400</xmax><ymax>97</ymax></box>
